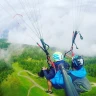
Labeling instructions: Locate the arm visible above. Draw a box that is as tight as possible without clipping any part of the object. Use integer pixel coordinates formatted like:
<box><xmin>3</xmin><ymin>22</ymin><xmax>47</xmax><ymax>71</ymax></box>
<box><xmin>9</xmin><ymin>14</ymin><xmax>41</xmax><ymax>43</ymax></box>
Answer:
<box><xmin>43</xmin><ymin>68</ymin><xmax>55</xmax><ymax>80</ymax></box>
<box><xmin>66</xmin><ymin>54</ymin><xmax>72</xmax><ymax>58</ymax></box>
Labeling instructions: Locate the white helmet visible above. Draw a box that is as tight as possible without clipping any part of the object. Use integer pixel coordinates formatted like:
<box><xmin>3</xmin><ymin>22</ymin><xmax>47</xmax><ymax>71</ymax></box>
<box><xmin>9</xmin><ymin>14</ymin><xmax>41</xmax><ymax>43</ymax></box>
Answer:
<box><xmin>52</xmin><ymin>52</ymin><xmax>63</xmax><ymax>61</ymax></box>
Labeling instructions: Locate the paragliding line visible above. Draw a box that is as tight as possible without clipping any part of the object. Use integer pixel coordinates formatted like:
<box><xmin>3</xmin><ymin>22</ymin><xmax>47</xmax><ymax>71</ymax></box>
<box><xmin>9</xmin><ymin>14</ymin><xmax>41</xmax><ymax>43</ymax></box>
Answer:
<box><xmin>37</xmin><ymin>39</ymin><xmax>56</xmax><ymax>70</ymax></box>
<box><xmin>64</xmin><ymin>31</ymin><xmax>83</xmax><ymax>57</ymax></box>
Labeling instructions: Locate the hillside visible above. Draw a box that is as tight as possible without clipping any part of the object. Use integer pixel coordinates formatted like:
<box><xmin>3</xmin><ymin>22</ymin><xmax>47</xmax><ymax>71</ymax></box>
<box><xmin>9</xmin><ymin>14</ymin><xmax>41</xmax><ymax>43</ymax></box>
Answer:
<box><xmin>0</xmin><ymin>41</ymin><xmax>96</xmax><ymax>96</ymax></box>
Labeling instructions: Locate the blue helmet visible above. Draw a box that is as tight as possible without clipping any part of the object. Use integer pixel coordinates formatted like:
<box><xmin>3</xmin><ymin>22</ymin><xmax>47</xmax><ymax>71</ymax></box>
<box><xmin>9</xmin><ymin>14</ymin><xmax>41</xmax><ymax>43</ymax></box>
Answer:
<box><xmin>72</xmin><ymin>55</ymin><xmax>84</xmax><ymax>70</ymax></box>
<box><xmin>52</xmin><ymin>52</ymin><xmax>63</xmax><ymax>61</ymax></box>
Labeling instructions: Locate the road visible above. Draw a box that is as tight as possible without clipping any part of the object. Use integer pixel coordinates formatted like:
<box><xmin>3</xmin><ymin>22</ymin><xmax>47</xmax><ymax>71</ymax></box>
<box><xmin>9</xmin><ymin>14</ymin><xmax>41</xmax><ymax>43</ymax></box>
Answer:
<box><xmin>18</xmin><ymin>70</ymin><xmax>54</xmax><ymax>96</ymax></box>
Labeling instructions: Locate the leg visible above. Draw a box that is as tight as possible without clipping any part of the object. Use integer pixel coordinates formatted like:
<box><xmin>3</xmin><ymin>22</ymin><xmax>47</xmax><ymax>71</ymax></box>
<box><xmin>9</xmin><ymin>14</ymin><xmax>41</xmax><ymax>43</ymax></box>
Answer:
<box><xmin>73</xmin><ymin>77</ymin><xmax>91</xmax><ymax>93</ymax></box>
<box><xmin>47</xmin><ymin>80</ymin><xmax>52</xmax><ymax>91</ymax></box>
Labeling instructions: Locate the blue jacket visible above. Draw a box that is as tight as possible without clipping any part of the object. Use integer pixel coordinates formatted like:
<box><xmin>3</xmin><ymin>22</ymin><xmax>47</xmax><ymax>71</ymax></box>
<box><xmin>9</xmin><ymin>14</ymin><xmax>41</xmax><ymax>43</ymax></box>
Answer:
<box><xmin>43</xmin><ymin>60</ymin><xmax>69</xmax><ymax>80</ymax></box>
<box><xmin>68</xmin><ymin>67</ymin><xmax>87</xmax><ymax>81</ymax></box>
<box><xmin>43</xmin><ymin>60</ymin><xmax>86</xmax><ymax>88</ymax></box>
<box><xmin>43</xmin><ymin>67</ymin><xmax>55</xmax><ymax>80</ymax></box>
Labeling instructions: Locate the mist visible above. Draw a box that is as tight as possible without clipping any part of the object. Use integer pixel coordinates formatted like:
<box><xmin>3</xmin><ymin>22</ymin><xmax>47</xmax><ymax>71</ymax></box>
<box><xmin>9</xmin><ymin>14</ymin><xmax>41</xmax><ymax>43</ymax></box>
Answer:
<box><xmin>0</xmin><ymin>0</ymin><xmax>96</xmax><ymax>56</ymax></box>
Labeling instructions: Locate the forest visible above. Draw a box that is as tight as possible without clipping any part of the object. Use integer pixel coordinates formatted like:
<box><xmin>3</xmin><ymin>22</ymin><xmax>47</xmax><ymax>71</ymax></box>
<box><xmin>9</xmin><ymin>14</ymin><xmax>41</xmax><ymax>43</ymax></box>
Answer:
<box><xmin>0</xmin><ymin>39</ymin><xmax>96</xmax><ymax>96</ymax></box>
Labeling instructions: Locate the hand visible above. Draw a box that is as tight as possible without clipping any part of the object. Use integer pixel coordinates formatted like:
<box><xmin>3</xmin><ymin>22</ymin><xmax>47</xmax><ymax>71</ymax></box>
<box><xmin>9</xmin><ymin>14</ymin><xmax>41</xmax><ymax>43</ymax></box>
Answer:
<box><xmin>42</xmin><ymin>67</ymin><xmax>47</xmax><ymax>70</ymax></box>
<box><xmin>66</xmin><ymin>54</ymin><xmax>72</xmax><ymax>58</ymax></box>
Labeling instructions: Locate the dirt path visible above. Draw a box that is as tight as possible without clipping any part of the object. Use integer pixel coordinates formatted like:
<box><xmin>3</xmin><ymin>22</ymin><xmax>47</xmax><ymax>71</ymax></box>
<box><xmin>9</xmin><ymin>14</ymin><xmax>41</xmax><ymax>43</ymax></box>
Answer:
<box><xmin>91</xmin><ymin>82</ymin><xmax>96</xmax><ymax>87</ymax></box>
<box><xmin>27</xmin><ymin>85</ymin><xmax>35</xmax><ymax>96</ymax></box>
<box><xmin>18</xmin><ymin>70</ymin><xmax>54</xmax><ymax>96</ymax></box>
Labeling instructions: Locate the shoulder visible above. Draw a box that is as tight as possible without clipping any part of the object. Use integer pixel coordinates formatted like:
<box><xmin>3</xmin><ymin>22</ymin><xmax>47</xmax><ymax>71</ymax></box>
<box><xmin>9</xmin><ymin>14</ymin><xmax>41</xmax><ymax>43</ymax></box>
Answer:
<box><xmin>70</xmin><ymin>67</ymin><xmax>87</xmax><ymax>77</ymax></box>
<box><xmin>61</xmin><ymin>60</ymin><xmax>70</xmax><ymax>69</ymax></box>
<box><xmin>54</xmin><ymin>60</ymin><xmax>65</xmax><ymax>65</ymax></box>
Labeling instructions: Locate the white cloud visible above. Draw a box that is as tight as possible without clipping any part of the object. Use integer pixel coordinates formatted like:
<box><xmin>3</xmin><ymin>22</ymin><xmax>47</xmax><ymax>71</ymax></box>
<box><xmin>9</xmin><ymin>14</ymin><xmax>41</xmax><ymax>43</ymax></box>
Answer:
<box><xmin>0</xmin><ymin>0</ymin><xmax>96</xmax><ymax>56</ymax></box>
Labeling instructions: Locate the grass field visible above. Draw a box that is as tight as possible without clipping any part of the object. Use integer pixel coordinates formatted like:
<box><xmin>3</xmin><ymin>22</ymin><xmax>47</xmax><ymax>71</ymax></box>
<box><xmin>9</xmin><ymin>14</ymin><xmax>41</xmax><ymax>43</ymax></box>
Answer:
<box><xmin>0</xmin><ymin>63</ymin><xmax>51</xmax><ymax>96</ymax></box>
<box><xmin>0</xmin><ymin>63</ymin><xmax>96</xmax><ymax>96</ymax></box>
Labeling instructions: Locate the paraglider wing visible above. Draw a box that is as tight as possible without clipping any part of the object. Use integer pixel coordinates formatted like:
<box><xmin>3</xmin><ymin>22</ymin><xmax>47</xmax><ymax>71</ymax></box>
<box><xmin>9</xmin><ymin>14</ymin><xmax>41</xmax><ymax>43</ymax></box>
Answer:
<box><xmin>13</xmin><ymin>14</ymin><xmax>23</xmax><ymax>18</ymax></box>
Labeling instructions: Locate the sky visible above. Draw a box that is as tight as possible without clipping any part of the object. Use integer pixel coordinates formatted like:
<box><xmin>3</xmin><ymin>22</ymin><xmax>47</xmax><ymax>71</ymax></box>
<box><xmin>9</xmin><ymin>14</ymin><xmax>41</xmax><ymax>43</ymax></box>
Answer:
<box><xmin>0</xmin><ymin>0</ymin><xmax>96</xmax><ymax>56</ymax></box>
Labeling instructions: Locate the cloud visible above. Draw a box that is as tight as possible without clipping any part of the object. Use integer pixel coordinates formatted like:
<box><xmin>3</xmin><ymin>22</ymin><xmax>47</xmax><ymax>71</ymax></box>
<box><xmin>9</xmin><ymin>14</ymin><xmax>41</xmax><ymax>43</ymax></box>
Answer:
<box><xmin>0</xmin><ymin>0</ymin><xmax>96</xmax><ymax>56</ymax></box>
